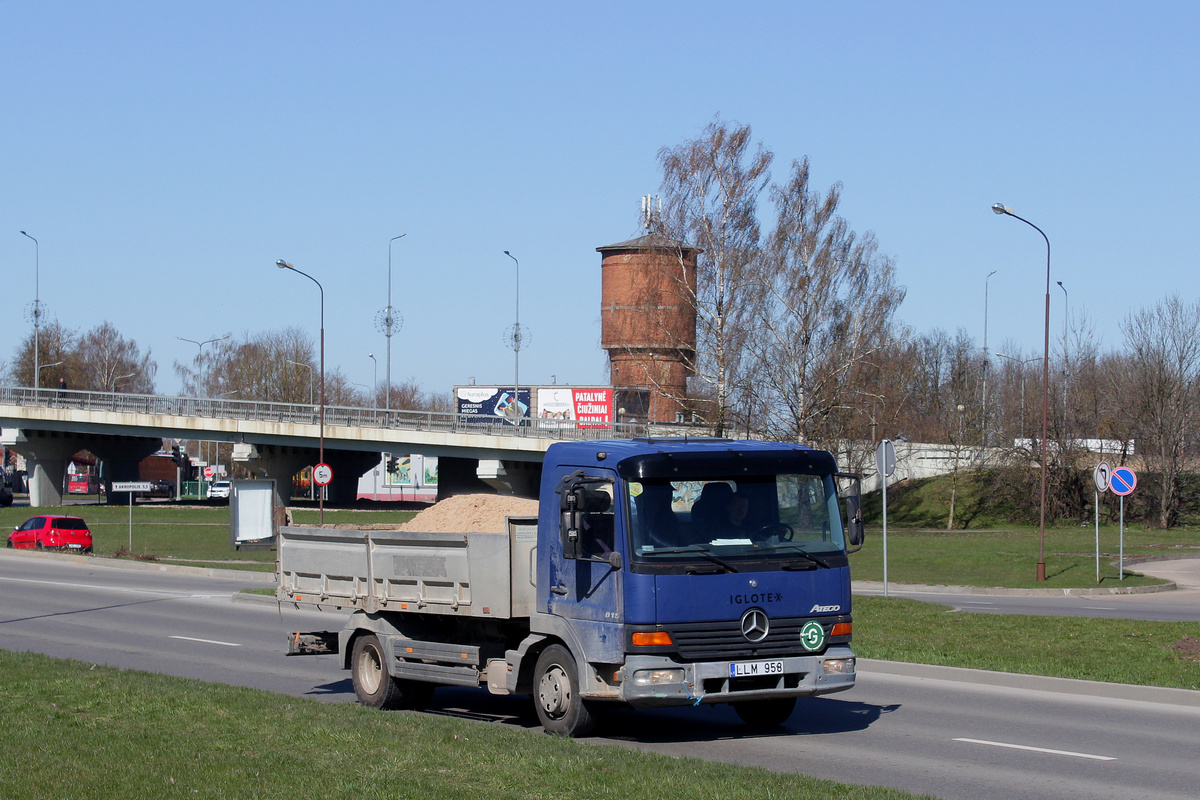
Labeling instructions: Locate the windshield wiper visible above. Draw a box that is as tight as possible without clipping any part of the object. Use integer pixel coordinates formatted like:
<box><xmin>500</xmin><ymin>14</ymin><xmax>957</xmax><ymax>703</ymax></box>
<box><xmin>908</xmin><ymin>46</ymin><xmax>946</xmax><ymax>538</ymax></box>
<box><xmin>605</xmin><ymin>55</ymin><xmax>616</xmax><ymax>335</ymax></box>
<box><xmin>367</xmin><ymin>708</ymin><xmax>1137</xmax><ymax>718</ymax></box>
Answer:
<box><xmin>773</xmin><ymin>545</ymin><xmax>830</xmax><ymax>569</ymax></box>
<box><xmin>648</xmin><ymin>544</ymin><xmax>739</xmax><ymax>573</ymax></box>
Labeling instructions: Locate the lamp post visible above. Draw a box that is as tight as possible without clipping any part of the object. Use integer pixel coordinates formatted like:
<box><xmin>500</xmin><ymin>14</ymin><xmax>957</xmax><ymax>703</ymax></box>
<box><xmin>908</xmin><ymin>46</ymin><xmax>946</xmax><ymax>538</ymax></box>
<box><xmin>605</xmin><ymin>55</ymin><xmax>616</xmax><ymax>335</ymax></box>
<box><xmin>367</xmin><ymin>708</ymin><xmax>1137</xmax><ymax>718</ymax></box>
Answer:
<box><xmin>995</xmin><ymin>353</ymin><xmax>1040</xmax><ymax>441</ymax></box>
<box><xmin>277</xmin><ymin>259</ymin><xmax>325</xmax><ymax>524</ymax></box>
<box><xmin>503</xmin><ymin>250</ymin><xmax>523</xmax><ymax>422</ymax></box>
<box><xmin>368</xmin><ymin>353</ymin><xmax>378</xmax><ymax>408</ymax></box>
<box><xmin>378</xmin><ymin>234</ymin><xmax>406</xmax><ymax>414</ymax></box>
<box><xmin>19</xmin><ymin>231</ymin><xmax>40</xmax><ymax>386</ymax></box>
<box><xmin>286</xmin><ymin>360</ymin><xmax>314</xmax><ymax>405</ymax></box>
<box><xmin>1057</xmin><ymin>280</ymin><xmax>1069</xmax><ymax>422</ymax></box>
<box><xmin>991</xmin><ymin>202</ymin><xmax>1052</xmax><ymax>582</ymax></box>
<box><xmin>113</xmin><ymin>372</ymin><xmax>136</xmax><ymax>393</ymax></box>
<box><xmin>38</xmin><ymin>360</ymin><xmax>64</xmax><ymax>387</ymax></box>
<box><xmin>176</xmin><ymin>333</ymin><xmax>231</xmax><ymax>394</ymax></box>
<box><xmin>983</xmin><ymin>269</ymin><xmax>997</xmax><ymax>445</ymax></box>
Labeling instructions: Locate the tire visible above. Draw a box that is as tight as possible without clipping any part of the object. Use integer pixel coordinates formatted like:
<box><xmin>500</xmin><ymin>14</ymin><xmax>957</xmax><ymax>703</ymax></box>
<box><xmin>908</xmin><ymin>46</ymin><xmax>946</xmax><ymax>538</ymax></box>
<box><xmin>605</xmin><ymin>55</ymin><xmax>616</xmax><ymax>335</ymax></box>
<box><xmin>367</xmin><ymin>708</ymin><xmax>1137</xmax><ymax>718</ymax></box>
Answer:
<box><xmin>533</xmin><ymin>644</ymin><xmax>597</xmax><ymax>737</ymax></box>
<box><xmin>35</xmin><ymin>541</ymin><xmax>44</xmax><ymax>551</ymax></box>
<box><xmin>5</xmin><ymin>538</ymin><xmax>12</xmax><ymax>548</ymax></box>
<box><xmin>733</xmin><ymin>697</ymin><xmax>796</xmax><ymax>728</ymax></box>
<box><xmin>350</xmin><ymin>634</ymin><xmax>434</xmax><ymax>710</ymax></box>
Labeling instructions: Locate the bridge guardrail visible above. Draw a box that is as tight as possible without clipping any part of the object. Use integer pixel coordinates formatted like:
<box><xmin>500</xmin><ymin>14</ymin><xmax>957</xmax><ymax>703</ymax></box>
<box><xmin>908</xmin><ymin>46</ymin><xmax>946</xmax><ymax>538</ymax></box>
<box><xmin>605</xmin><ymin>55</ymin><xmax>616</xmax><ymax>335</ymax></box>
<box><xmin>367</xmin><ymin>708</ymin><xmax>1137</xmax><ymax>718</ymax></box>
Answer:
<box><xmin>0</xmin><ymin>385</ymin><xmax>650</xmax><ymax>442</ymax></box>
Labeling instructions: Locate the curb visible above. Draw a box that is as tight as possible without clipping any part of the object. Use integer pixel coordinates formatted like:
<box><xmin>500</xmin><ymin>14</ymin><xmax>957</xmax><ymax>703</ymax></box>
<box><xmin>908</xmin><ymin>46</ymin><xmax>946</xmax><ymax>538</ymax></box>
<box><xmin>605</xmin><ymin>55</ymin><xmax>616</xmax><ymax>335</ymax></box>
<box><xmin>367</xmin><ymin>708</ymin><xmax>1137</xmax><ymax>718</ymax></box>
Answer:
<box><xmin>858</xmin><ymin>658</ymin><xmax>1200</xmax><ymax>708</ymax></box>
<box><xmin>851</xmin><ymin>579</ymin><xmax>1177</xmax><ymax>597</ymax></box>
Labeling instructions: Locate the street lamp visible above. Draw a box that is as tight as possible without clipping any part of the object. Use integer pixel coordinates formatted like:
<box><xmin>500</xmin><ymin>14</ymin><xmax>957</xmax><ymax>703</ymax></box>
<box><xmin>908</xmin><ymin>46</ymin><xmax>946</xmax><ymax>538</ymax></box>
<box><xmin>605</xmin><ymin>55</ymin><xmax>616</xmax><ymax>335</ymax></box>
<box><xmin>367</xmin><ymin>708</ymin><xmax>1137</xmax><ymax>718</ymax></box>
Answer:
<box><xmin>368</xmin><ymin>353</ymin><xmax>378</xmax><ymax>408</ymax></box>
<box><xmin>983</xmin><ymin>269</ymin><xmax>997</xmax><ymax>446</ymax></box>
<box><xmin>113</xmin><ymin>372</ymin><xmax>136</xmax><ymax>393</ymax></box>
<box><xmin>38</xmin><ymin>360</ymin><xmax>64</xmax><ymax>387</ymax></box>
<box><xmin>176</xmin><ymin>333</ymin><xmax>231</xmax><ymax>394</ymax></box>
<box><xmin>1057</xmin><ymin>280</ymin><xmax>1069</xmax><ymax>420</ymax></box>
<box><xmin>992</xmin><ymin>199</ymin><xmax>1052</xmax><ymax>582</ymax></box>
<box><xmin>277</xmin><ymin>259</ymin><xmax>325</xmax><ymax>524</ymax></box>
<box><xmin>19</xmin><ymin>231</ymin><xmax>41</xmax><ymax>386</ymax></box>
<box><xmin>377</xmin><ymin>234</ymin><xmax>406</xmax><ymax>413</ymax></box>
<box><xmin>286</xmin><ymin>360</ymin><xmax>314</xmax><ymax>405</ymax></box>
<box><xmin>994</xmin><ymin>353</ymin><xmax>1040</xmax><ymax>441</ymax></box>
<box><xmin>503</xmin><ymin>250</ymin><xmax>526</xmax><ymax>422</ymax></box>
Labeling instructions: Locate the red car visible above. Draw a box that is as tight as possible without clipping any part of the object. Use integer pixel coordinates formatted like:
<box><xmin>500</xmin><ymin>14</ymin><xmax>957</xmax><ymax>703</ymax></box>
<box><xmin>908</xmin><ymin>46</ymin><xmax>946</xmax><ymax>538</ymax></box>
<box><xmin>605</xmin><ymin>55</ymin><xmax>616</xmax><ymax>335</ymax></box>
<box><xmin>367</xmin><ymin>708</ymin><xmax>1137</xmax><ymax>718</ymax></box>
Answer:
<box><xmin>7</xmin><ymin>515</ymin><xmax>93</xmax><ymax>553</ymax></box>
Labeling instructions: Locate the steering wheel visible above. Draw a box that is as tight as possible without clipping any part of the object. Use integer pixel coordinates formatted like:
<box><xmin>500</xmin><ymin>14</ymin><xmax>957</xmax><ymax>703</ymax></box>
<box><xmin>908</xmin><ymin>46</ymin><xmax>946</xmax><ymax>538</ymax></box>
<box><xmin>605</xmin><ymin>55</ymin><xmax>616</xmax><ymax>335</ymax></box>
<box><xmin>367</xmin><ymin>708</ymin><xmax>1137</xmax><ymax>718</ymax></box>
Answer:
<box><xmin>751</xmin><ymin>522</ymin><xmax>794</xmax><ymax>542</ymax></box>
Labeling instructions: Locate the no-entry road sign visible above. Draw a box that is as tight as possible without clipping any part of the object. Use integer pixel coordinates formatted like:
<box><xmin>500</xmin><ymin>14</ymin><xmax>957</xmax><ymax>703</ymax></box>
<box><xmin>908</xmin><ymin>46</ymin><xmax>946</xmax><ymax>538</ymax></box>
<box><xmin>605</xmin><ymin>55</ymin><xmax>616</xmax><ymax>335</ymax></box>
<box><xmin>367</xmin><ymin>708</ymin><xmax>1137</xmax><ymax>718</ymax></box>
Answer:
<box><xmin>1110</xmin><ymin>467</ymin><xmax>1137</xmax><ymax>496</ymax></box>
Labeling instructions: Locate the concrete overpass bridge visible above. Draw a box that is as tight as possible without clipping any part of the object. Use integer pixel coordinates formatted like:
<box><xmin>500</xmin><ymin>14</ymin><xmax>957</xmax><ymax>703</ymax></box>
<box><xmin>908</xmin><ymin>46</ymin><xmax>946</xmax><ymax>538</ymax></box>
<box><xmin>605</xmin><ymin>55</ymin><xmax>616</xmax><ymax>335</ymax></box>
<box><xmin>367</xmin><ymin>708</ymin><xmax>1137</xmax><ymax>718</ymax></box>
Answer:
<box><xmin>0</xmin><ymin>385</ymin><xmax>650</xmax><ymax>509</ymax></box>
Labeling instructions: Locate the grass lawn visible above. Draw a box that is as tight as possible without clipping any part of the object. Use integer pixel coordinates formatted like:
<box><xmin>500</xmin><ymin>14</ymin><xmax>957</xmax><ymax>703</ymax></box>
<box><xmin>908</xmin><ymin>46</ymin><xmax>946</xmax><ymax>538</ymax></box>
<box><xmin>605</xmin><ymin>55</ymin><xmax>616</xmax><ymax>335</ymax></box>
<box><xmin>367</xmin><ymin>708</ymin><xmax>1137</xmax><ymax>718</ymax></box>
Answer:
<box><xmin>0</xmin><ymin>650</ymin><xmax>930</xmax><ymax>800</ymax></box>
<box><xmin>0</xmin><ymin>504</ymin><xmax>418</xmax><ymax>568</ymax></box>
<box><xmin>853</xmin><ymin>596</ymin><xmax>1200</xmax><ymax>690</ymax></box>
<box><xmin>850</xmin><ymin>524</ymin><xmax>1200</xmax><ymax>589</ymax></box>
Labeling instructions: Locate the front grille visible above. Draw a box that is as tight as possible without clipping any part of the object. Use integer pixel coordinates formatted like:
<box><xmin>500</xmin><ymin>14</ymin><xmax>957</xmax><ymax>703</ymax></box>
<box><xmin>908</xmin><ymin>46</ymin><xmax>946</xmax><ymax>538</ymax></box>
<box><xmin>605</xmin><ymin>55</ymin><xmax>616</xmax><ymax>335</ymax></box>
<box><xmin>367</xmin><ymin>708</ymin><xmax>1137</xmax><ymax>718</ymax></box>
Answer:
<box><xmin>668</xmin><ymin>617</ymin><xmax>833</xmax><ymax>661</ymax></box>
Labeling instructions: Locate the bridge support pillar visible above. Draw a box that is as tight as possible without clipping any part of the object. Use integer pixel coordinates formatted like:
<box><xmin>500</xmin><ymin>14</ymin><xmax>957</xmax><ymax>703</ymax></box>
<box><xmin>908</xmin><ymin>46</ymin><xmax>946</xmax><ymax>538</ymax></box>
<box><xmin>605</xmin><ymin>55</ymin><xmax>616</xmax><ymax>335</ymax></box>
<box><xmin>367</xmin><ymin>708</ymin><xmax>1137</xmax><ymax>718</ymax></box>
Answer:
<box><xmin>89</xmin><ymin>438</ymin><xmax>165</xmax><ymax>505</ymax></box>
<box><xmin>323</xmin><ymin>450</ymin><xmax>382</xmax><ymax>504</ymax></box>
<box><xmin>1</xmin><ymin>430</ymin><xmax>78</xmax><ymax>507</ymax></box>
<box><xmin>476</xmin><ymin>459</ymin><xmax>540</xmax><ymax>498</ymax></box>
<box><xmin>234</xmin><ymin>443</ymin><xmax>313</xmax><ymax>512</ymax></box>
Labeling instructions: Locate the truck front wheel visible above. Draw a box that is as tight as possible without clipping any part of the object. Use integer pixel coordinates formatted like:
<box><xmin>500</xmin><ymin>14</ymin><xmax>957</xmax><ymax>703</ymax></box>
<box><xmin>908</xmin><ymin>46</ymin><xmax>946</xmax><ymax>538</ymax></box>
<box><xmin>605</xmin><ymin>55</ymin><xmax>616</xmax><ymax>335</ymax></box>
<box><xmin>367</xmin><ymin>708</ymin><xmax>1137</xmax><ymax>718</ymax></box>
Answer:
<box><xmin>533</xmin><ymin>644</ymin><xmax>597</xmax><ymax>737</ymax></box>
<box><xmin>733</xmin><ymin>697</ymin><xmax>796</xmax><ymax>728</ymax></box>
<box><xmin>351</xmin><ymin>634</ymin><xmax>434</xmax><ymax>711</ymax></box>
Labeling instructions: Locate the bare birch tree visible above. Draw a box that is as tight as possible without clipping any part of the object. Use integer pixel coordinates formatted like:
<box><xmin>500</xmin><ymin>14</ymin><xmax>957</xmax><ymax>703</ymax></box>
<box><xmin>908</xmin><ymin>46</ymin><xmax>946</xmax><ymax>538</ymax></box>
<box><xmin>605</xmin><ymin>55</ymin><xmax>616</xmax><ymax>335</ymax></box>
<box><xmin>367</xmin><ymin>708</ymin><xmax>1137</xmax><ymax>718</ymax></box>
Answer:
<box><xmin>657</xmin><ymin>116</ymin><xmax>772</xmax><ymax>435</ymax></box>
<box><xmin>748</xmin><ymin>157</ymin><xmax>905</xmax><ymax>445</ymax></box>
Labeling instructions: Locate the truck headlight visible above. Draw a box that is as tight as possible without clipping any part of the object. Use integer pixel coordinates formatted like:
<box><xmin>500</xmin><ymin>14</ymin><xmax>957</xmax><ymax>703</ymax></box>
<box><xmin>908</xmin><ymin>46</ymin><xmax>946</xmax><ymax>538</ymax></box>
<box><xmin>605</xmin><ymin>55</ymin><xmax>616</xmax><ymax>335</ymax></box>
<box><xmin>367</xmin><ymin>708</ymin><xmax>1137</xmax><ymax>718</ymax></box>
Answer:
<box><xmin>821</xmin><ymin>657</ymin><xmax>855</xmax><ymax>675</ymax></box>
<box><xmin>631</xmin><ymin>668</ymin><xmax>685</xmax><ymax>686</ymax></box>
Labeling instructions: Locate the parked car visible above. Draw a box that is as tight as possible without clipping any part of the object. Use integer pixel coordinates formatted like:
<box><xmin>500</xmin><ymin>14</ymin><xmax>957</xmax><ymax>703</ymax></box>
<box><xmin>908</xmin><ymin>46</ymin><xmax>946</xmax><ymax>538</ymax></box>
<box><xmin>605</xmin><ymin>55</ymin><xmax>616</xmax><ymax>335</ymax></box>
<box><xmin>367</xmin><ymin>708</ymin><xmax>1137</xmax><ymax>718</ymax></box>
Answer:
<box><xmin>149</xmin><ymin>479</ymin><xmax>176</xmax><ymax>498</ymax></box>
<box><xmin>7</xmin><ymin>515</ymin><xmax>93</xmax><ymax>553</ymax></box>
<box><xmin>207</xmin><ymin>480</ymin><xmax>231</xmax><ymax>499</ymax></box>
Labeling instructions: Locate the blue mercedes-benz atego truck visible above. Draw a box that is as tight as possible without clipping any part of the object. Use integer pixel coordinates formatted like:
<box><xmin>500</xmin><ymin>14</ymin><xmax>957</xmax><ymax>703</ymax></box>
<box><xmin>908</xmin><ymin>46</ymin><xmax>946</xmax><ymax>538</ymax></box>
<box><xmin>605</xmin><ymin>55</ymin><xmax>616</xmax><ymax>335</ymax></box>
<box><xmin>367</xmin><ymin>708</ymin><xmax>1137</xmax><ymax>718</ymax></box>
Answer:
<box><xmin>279</xmin><ymin>438</ymin><xmax>864</xmax><ymax>736</ymax></box>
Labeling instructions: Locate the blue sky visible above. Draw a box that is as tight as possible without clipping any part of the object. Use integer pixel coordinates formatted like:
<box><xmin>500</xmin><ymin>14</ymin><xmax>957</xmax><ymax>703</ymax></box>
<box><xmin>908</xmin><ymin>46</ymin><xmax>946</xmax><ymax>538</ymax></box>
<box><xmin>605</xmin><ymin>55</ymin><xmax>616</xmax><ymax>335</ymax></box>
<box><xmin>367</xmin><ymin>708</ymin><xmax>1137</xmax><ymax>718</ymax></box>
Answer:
<box><xmin>3</xmin><ymin>1</ymin><xmax>1197</xmax><ymax>398</ymax></box>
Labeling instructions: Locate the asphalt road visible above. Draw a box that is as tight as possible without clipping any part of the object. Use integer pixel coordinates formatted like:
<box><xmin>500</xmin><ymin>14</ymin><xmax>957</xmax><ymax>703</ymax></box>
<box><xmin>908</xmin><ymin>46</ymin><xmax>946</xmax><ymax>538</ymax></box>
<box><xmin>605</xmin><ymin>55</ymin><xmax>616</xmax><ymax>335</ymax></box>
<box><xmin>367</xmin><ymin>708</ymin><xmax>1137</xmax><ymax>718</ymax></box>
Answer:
<box><xmin>2</xmin><ymin>551</ymin><xmax>1198</xmax><ymax>800</ymax></box>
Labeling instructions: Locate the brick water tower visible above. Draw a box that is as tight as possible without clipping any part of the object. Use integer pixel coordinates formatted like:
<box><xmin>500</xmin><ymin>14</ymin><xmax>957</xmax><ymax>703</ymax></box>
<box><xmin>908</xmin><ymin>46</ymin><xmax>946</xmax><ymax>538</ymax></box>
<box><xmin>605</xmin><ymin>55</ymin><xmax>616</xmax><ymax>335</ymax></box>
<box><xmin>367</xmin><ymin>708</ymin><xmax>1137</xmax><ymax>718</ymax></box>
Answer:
<box><xmin>598</xmin><ymin>212</ymin><xmax>700</xmax><ymax>424</ymax></box>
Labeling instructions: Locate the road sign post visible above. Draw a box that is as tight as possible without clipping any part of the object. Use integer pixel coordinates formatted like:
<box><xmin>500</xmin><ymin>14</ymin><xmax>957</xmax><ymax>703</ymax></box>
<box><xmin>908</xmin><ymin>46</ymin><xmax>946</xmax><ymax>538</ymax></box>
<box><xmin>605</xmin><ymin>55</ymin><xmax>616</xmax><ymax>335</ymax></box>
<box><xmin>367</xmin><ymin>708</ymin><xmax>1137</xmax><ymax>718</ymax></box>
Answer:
<box><xmin>1093</xmin><ymin>462</ymin><xmax>1110</xmax><ymax>584</ymax></box>
<box><xmin>1109</xmin><ymin>467</ymin><xmax>1137</xmax><ymax>581</ymax></box>
<box><xmin>876</xmin><ymin>440</ymin><xmax>897</xmax><ymax>597</ymax></box>
<box><xmin>111</xmin><ymin>481</ymin><xmax>152</xmax><ymax>550</ymax></box>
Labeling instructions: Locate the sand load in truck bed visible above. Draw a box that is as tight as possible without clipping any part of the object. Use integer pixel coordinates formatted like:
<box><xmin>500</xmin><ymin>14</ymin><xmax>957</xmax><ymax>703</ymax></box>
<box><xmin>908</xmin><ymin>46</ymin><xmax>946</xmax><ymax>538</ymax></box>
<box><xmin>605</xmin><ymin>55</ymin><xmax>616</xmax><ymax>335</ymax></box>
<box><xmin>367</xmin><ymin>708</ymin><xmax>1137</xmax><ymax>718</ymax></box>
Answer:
<box><xmin>277</xmin><ymin>496</ymin><xmax>539</xmax><ymax>618</ymax></box>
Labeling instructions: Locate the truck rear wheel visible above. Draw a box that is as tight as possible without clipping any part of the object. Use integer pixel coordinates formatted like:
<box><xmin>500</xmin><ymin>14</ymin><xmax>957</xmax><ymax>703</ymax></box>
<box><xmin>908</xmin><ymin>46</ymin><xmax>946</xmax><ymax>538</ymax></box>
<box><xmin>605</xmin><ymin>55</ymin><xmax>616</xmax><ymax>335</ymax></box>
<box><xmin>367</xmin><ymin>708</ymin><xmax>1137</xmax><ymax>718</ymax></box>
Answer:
<box><xmin>533</xmin><ymin>644</ymin><xmax>597</xmax><ymax>737</ymax></box>
<box><xmin>351</xmin><ymin>634</ymin><xmax>434</xmax><ymax>711</ymax></box>
<box><xmin>733</xmin><ymin>697</ymin><xmax>796</xmax><ymax>728</ymax></box>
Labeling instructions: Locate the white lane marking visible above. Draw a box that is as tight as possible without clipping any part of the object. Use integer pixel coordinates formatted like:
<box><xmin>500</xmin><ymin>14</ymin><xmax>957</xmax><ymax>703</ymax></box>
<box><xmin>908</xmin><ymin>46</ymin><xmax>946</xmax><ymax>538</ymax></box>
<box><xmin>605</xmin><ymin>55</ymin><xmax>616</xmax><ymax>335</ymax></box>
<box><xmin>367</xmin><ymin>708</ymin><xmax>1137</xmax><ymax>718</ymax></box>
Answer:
<box><xmin>1082</xmin><ymin>606</ymin><xmax>1117</xmax><ymax>610</ymax></box>
<box><xmin>169</xmin><ymin>635</ymin><xmax>242</xmax><ymax>647</ymax></box>
<box><xmin>958</xmin><ymin>602</ymin><xmax>994</xmax><ymax>605</ymax></box>
<box><xmin>954</xmin><ymin>738</ymin><xmax>1116</xmax><ymax>761</ymax></box>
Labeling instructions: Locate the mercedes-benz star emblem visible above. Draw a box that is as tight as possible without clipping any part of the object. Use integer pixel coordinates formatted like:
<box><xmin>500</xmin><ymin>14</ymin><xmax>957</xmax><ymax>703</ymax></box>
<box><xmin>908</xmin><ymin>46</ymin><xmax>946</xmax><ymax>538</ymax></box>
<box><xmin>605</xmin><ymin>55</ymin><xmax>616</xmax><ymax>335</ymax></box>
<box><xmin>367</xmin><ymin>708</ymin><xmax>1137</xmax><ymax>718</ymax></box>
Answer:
<box><xmin>740</xmin><ymin>609</ymin><xmax>770</xmax><ymax>643</ymax></box>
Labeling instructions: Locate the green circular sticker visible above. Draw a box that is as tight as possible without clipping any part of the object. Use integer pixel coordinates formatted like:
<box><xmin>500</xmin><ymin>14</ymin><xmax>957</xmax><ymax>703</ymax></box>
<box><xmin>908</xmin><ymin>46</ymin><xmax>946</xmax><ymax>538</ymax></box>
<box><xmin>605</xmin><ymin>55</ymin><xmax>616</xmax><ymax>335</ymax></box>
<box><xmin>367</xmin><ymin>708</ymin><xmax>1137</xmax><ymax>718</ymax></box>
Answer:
<box><xmin>799</xmin><ymin>621</ymin><xmax>826</xmax><ymax>652</ymax></box>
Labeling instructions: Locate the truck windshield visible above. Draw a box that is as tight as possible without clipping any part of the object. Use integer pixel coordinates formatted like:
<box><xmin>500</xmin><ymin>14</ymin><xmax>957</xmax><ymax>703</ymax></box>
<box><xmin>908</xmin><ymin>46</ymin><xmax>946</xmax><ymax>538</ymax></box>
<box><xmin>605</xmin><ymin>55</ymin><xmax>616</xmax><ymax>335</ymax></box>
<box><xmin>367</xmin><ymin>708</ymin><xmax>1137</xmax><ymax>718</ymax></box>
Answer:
<box><xmin>626</xmin><ymin>473</ymin><xmax>846</xmax><ymax>564</ymax></box>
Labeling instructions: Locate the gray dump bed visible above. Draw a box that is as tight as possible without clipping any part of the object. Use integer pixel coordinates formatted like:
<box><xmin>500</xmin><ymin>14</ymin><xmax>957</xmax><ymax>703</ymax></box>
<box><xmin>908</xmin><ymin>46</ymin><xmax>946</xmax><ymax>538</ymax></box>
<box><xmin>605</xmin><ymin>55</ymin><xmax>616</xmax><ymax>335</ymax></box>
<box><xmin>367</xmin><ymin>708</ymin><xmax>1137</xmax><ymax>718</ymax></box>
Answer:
<box><xmin>277</xmin><ymin>518</ymin><xmax>538</xmax><ymax>619</ymax></box>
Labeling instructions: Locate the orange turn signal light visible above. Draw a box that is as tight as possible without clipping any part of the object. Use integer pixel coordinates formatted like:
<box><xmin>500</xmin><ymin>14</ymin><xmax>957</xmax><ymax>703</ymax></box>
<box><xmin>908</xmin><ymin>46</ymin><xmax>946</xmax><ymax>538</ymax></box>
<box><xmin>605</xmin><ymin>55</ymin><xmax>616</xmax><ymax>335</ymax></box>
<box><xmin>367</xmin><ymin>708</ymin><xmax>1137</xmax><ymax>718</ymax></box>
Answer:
<box><xmin>630</xmin><ymin>631</ymin><xmax>673</xmax><ymax>647</ymax></box>
<box><xmin>830</xmin><ymin>622</ymin><xmax>852</xmax><ymax>637</ymax></box>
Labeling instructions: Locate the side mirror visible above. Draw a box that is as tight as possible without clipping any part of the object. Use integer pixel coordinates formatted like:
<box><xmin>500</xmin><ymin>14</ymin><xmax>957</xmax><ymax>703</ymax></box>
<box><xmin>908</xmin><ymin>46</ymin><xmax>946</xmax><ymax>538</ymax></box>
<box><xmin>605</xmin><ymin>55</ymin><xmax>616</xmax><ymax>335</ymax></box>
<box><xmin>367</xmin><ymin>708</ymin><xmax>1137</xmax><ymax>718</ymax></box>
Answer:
<box><xmin>836</xmin><ymin>472</ymin><xmax>866</xmax><ymax>553</ymax></box>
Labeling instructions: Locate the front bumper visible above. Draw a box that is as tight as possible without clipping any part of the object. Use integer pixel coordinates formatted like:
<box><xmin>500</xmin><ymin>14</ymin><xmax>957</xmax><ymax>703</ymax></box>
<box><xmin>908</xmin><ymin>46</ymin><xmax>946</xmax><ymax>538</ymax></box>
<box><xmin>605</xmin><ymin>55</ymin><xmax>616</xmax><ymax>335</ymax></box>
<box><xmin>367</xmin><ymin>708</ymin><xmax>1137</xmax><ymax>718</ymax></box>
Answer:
<box><xmin>614</xmin><ymin>646</ymin><xmax>856</xmax><ymax>708</ymax></box>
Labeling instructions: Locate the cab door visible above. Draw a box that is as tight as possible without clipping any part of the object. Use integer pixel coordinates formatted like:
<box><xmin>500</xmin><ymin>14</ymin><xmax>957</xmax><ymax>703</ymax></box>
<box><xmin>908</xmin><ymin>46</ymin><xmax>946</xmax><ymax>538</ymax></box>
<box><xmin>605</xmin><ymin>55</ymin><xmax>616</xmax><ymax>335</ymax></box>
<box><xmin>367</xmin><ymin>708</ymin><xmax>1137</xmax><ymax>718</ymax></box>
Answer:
<box><xmin>545</xmin><ymin>468</ymin><xmax>624</xmax><ymax>663</ymax></box>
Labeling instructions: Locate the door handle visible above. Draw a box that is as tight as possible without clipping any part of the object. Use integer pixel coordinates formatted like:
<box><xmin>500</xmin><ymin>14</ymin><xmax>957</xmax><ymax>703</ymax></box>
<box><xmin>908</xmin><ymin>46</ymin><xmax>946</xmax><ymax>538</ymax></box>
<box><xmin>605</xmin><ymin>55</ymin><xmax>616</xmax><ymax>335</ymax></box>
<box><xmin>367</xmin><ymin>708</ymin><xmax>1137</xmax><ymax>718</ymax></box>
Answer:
<box><xmin>550</xmin><ymin>584</ymin><xmax>568</xmax><ymax>596</ymax></box>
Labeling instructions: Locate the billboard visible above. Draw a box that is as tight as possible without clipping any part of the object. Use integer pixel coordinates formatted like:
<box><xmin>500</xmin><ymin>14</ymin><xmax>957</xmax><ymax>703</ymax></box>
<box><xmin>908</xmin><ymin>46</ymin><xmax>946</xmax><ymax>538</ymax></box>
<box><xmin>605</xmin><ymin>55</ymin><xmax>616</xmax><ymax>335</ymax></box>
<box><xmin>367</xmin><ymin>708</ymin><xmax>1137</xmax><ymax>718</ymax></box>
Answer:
<box><xmin>535</xmin><ymin>387</ymin><xmax>613</xmax><ymax>429</ymax></box>
<box><xmin>455</xmin><ymin>386</ymin><xmax>531</xmax><ymax>425</ymax></box>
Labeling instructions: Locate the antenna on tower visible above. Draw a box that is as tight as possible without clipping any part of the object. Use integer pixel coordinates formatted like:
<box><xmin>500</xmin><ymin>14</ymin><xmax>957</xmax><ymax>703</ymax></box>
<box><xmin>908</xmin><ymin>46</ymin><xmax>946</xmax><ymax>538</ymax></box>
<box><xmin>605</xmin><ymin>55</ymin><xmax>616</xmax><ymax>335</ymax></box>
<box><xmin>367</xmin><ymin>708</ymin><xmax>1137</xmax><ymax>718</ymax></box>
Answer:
<box><xmin>641</xmin><ymin>194</ymin><xmax>662</xmax><ymax>232</ymax></box>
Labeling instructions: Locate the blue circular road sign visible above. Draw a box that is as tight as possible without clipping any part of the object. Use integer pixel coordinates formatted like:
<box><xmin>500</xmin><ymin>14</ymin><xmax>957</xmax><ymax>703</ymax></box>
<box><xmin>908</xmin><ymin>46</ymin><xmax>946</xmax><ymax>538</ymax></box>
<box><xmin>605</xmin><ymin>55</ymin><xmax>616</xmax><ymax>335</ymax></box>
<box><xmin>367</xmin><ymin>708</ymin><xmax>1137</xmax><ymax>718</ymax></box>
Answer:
<box><xmin>1110</xmin><ymin>467</ymin><xmax>1137</xmax><ymax>496</ymax></box>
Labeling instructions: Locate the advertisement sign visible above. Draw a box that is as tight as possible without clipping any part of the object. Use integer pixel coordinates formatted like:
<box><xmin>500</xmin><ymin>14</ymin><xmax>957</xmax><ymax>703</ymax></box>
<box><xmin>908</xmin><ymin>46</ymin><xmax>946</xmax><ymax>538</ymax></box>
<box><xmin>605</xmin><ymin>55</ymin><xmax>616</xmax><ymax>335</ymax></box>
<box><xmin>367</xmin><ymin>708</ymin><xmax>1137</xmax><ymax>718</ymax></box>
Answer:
<box><xmin>384</xmin><ymin>454</ymin><xmax>438</xmax><ymax>488</ymax></box>
<box><xmin>456</xmin><ymin>386</ymin><xmax>530</xmax><ymax>425</ymax></box>
<box><xmin>535</xmin><ymin>387</ymin><xmax>613</xmax><ymax>429</ymax></box>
